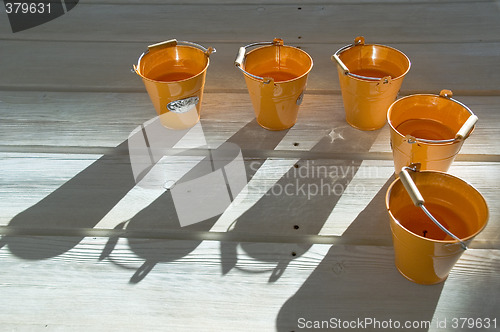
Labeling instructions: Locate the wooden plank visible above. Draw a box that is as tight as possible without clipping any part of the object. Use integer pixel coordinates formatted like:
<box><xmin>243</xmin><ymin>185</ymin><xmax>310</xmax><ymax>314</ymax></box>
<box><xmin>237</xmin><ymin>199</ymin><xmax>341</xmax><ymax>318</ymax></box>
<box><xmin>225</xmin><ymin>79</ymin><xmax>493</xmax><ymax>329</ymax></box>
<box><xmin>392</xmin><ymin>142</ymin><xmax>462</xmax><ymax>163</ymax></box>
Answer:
<box><xmin>1</xmin><ymin>2</ymin><xmax>498</xmax><ymax>43</ymax></box>
<box><xmin>1</xmin><ymin>92</ymin><xmax>499</xmax><ymax>157</ymax></box>
<box><xmin>0</xmin><ymin>92</ymin><xmax>152</xmax><ymax>147</ymax></box>
<box><xmin>2</xmin><ymin>151</ymin><xmax>498</xmax><ymax>247</ymax></box>
<box><xmin>214</xmin><ymin>160</ymin><xmax>497</xmax><ymax>246</ymax></box>
<box><xmin>318</xmin><ymin>161</ymin><xmax>500</xmax><ymax>246</ymax></box>
<box><xmin>1</xmin><ymin>41</ymin><xmax>499</xmax><ymax>94</ymax></box>
<box><xmin>277</xmin><ymin>246</ymin><xmax>500</xmax><ymax>331</ymax></box>
<box><xmin>0</xmin><ymin>91</ymin><xmax>254</xmax><ymax>148</ymax></box>
<box><xmin>0</xmin><ymin>237</ymin><xmax>499</xmax><ymax>330</ymax></box>
<box><xmin>0</xmin><ymin>153</ymin><xmax>100</xmax><ymax>225</ymax></box>
<box><xmin>0</xmin><ymin>2</ymin><xmax>498</xmax><ymax>331</ymax></box>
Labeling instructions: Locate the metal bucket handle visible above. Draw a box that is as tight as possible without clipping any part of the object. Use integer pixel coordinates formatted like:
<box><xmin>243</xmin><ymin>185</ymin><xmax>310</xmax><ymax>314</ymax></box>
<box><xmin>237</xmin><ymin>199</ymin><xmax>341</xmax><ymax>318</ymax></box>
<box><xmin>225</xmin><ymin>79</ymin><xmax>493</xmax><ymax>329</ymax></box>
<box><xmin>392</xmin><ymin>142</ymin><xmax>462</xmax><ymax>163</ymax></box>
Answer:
<box><xmin>331</xmin><ymin>36</ymin><xmax>392</xmax><ymax>84</ymax></box>
<box><xmin>148</xmin><ymin>39</ymin><xmax>216</xmax><ymax>56</ymax></box>
<box><xmin>133</xmin><ymin>39</ymin><xmax>216</xmax><ymax>73</ymax></box>
<box><xmin>399</xmin><ymin>165</ymin><xmax>468</xmax><ymax>250</ymax></box>
<box><xmin>404</xmin><ymin>89</ymin><xmax>478</xmax><ymax>145</ymax></box>
<box><xmin>234</xmin><ymin>38</ymin><xmax>285</xmax><ymax>84</ymax></box>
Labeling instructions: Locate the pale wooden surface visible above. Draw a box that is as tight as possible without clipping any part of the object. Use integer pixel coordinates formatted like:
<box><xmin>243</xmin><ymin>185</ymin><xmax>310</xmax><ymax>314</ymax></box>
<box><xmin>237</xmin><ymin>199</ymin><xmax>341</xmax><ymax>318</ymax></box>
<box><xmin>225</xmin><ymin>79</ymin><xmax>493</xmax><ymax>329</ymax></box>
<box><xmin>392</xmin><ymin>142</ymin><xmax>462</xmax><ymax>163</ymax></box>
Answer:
<box><xmin>1</xmin><ymin>1</ymin><xmax>499</xmax><ymax>331</ymax></box>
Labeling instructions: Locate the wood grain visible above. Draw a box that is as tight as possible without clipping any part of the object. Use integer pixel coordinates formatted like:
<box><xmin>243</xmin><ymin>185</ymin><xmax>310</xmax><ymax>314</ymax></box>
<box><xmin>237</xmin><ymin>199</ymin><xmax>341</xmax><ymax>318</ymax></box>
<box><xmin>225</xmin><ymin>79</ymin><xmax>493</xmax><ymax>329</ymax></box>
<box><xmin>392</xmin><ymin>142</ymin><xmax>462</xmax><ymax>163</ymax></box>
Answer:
<box><xmin>1</xmin><ymin>2</ymin><xmax>498</xmax><ymax>43</ymax></box>
<box><xmin>2</xmin><ymin>152</ymin><xmax>498</xmax><ymax>248</ymax></box>
<box><xmin>1</xmin><ymin>0</ymin><xmax>499</xmax><ymax>330</ymax></box>
<box><xmin>1</xmin><ymin>92</ymin><xmax>499</xmax><ymax>157</ymax></box>
<box><xmin>0</xmin><ymin>237</ymin><xmax>498</xmax><ymax>331</ymax></box>
<box><xmin>2</xmin><ymin>41</ymin><xmax>500</xmax><ymax>94</ymax></box>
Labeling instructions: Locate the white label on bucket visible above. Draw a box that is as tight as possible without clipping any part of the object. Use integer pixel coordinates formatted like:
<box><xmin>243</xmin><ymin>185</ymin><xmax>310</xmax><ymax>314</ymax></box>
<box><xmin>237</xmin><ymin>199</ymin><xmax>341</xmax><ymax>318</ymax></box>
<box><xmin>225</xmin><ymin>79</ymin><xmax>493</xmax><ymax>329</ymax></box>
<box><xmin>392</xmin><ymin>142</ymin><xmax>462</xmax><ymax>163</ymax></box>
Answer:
<box><xmin>167</xmin><ymin>96</ymin><xmax>199</xmax><ymax>114</ymax></box>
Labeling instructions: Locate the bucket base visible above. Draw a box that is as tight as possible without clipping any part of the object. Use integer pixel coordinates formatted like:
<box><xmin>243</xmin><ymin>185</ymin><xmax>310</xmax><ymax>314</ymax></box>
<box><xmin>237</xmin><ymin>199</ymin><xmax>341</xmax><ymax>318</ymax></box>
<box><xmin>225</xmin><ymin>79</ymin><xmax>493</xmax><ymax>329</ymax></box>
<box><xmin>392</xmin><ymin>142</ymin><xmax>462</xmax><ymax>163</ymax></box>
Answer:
<box><xmin>396</xmin><ymin>265</ymin><xmax>447</xmax><ymax>285</ymax></box>
<box><xmin>257</xmin><ymin>120</ymin><xmax>295</xmax><ymax>131</ymax></box>
<box><xmin>346</xmin><ymin>118</ymin><xmax>385</xmax><ymax>131</ymax></box>
<box><xmin>158</xmin><ymin>109</ymin><xmax>201</xmax><ymax>130</ymax></box>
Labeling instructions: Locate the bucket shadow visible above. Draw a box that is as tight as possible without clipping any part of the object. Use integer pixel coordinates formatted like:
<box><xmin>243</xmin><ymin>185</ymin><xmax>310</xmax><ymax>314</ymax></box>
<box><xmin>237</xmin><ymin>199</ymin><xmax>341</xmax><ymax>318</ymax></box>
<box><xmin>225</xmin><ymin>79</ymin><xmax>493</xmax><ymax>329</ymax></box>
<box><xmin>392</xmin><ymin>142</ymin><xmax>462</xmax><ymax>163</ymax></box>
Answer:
<box><xmin>221</xmin><ymin>127</ymin><xmax>381</xmax><ymax>282</ymax></box>
<box><xmin>117</xmin><ymin>191</ymin><xmax>220</xmax><ymax>284</ymax></box>
<box><xmin>0</xmin><ymin>116</ymin><xmax>283</xmax><ymax>264</ymax></box>
<box><xmin>100</xmin><ymin>119</ymin><xmax>291</xmax><ymax>283</ymax></box>
<box><xmin>275</xmin><ymin>178</ymin><xmax>445</xmax><ymax>331</ymax></box>
<box><xmin>1</xmin><ymin>141</ymin><xmax>136</xmax><ymax>259</ymax></box>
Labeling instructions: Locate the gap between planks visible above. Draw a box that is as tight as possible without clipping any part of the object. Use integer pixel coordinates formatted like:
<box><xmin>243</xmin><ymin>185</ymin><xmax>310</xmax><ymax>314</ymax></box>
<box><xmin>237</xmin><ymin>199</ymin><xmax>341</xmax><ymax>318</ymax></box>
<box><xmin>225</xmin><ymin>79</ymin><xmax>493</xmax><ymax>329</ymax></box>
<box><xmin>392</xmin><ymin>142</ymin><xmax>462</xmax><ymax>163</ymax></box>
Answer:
<box><xmin>2</xmin><ymin>87</ymin><xmax>500</xmax><ymax>97</ymax></box>
<box><xmin>0</xmin><ymin>146</ymin><xmax>397</xmax><ymax>159</ymax></box>
<box><xmin>0</xmin><ymin>145</ymin><xmax>499</xmax><ymax>162</ymax></box>
<box><xmin>0</xmin><ymin>226</ymin><xmax>497</xmax><ymax>249</ymax></box>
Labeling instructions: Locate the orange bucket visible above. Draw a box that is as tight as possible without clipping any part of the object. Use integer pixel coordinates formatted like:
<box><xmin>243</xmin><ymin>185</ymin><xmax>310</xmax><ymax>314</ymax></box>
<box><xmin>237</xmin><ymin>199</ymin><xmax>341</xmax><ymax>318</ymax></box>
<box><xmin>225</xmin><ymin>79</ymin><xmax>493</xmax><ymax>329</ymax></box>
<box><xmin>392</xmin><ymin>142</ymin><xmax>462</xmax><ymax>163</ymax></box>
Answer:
<box><xmin>388</xmin><ymin>89</ymin><xmax>477</xmax><ymax>174</ymax></box>
<box><xmin>386</xmin><ymin>166</ymin><xmax>488</xmax><ymax>284</ymax></box>
<box><xmin>134</xmin><ymin>39</ymin><xmax>215</xmax><ymax>130</ymax></box>
<box><xmin>235</xmin><ymin>38</ymin><xmax>313</xmax><ymax>130</ymax></box>
<box><xmin>332</xmin><ymin>36</ymin><xmax>410</xmax><ymax>130</ymax></box>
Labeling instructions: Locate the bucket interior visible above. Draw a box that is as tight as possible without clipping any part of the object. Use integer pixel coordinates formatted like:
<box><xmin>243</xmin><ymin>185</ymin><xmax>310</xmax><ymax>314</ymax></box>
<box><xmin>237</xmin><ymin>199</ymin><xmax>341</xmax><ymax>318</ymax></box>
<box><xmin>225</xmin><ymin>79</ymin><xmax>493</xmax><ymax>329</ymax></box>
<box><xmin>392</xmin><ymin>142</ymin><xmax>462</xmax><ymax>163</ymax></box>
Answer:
<box><xmin>339</xmin><ymin>44</ymin><xmax>409</xmax><ymax>80</ymax></box>
<box><xmin>243</xmin><ymin>45</ymin><xmax>313</xmax><ymax>82</ymax></box>
<box><xmin>138</xmin><ymin>45</ymin><xmax>208</xmax><ymax>82</ymax></box>
<box><xmin>388</xmin><ymin>95</ymin><xmax>472</xmax><ymax>141</ymax></box>
<box><xmin>387</xmin><ymin>172</ymin><xmax>488</xmax><ymax>242</ymax></box>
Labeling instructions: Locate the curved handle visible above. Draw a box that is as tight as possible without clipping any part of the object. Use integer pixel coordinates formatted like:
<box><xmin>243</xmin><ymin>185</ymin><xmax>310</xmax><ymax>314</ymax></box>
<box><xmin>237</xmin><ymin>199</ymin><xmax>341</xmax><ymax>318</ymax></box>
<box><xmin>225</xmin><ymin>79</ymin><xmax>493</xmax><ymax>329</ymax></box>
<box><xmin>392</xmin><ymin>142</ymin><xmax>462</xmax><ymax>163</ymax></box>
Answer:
<box><xmin>135</xmin><ymin>39</ymin><xmax>215</xmax><ymax>74</ymax></box>
<box><xmin>402</xmin><ymin>90</ymin><xmax>477</xmax><ymax>144</ymax></box>
<box><xmin>148</xmin><ymin>39</ymin><xmax>216</xmax><ymax>57</ymax></box>
<box><xmin>439</xmin><ymin>90</ymin><xmax>477</xmax><ymax>140</ymax></box>
<box><xmin>332</xmin><ymin>36</ymin><xmax>390</xmax><ymax>83</ymax></box>
<box><xmin>148</xmin><ymin>39</ymin><xmax>178</xmax><ymax>51</ymax></box>
<box><xmin>234</xmin><ymin>38</ymin><xmax>283</xmax><ymax>84</ymax></box>
<box><xmin>399</xmin><ymin>167</ymin><xmax>467</xmax><ymax>250</ymax></box>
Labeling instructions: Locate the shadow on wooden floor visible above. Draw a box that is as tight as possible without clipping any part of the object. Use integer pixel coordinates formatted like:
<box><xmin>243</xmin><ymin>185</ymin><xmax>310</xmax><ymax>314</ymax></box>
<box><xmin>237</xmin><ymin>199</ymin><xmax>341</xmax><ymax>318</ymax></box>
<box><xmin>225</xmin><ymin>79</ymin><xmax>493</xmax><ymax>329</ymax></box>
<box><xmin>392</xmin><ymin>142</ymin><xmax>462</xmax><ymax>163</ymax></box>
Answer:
<box><xmin>220</xmin><ymin>126</ymin><xmax>381</xmax><ymax>282</ymax></box>
<box><xmin>114</xmin><ymin>119</ymin><xmax>292</xmax><ymax>283</ymax></box>
<box><xmin>0</xmin><ymin>140</ymin><xmax>136</xmax><ymax>259</ymax></box>
<box><xmin>275</xmin><ymin>178</ymin><xmax>444</xmax><ymax>332</ymax></box>
<box><xmin>0</xmin><ymin>118</ymin><xmax>384</xmax><ymax>286</ymax></box>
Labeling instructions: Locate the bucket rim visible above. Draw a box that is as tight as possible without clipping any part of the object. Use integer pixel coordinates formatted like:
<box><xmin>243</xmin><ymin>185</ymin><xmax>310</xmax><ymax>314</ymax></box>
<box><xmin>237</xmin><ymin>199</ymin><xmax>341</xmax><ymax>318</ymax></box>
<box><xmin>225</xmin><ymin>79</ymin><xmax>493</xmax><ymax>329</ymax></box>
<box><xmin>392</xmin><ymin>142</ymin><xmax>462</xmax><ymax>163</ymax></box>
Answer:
<box><xmin>387</xmin><ymin>93</ymin><xmax>476</xmax><ymax>144</ymax></box>
<box><xmin>385</xmin><ymin>170</ymin><xmax>489</xmax><ymax>245</ymax></box>
<box><xmin>333</xmin><ymin>42</ymin><xmax>411</xmax><ymax>82</ymax></box>
<box><xmin>134</xmin><ymin>44</ymin><xmax>210</xmax><ymax>84</ymax></box>
<box><xmin>241</xmin><ymin>44</ymin><xmax>314</xmax><ymax>84</ymax></box>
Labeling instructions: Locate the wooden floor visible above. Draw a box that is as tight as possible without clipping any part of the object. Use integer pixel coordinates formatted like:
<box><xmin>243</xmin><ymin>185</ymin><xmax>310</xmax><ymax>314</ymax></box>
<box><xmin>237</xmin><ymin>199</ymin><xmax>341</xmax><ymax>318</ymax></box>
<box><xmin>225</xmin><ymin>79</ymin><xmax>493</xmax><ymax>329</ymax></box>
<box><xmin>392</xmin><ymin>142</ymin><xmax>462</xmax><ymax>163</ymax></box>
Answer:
<box><xmin>1</xmin><ymin>1</ymin><xmax>499</xmax><ymax>331</ymax></box>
